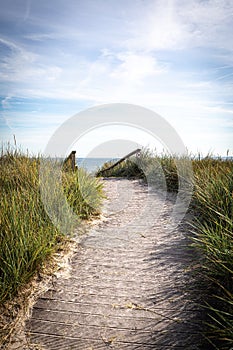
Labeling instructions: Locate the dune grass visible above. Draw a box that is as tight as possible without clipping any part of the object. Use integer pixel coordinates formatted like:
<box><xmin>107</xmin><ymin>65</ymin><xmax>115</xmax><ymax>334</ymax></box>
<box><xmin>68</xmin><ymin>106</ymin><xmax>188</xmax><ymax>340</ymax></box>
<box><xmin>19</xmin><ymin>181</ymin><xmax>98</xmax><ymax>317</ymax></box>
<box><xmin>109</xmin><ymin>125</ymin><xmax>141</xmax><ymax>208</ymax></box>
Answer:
<box><xmin>0</xmin><ymin>149</ymin><xmax>104</xmax><ymax>305</ymax></box>
<box><xmin>1</xmin><ymin>147</ymin><xmax>232</xmax><ymax>348</ymax></box>
<box><xmin>97</xmin><ymin>148</ymin><xmax>179</xmax><ymax>192</ymax></box>
<box><xmin>97</xmin><ymin>150</ymin><xmax>233</xmax><ymax>349</ymax></box>
<box><xmin>191</xmin><ymin>158</ymin><xmax>233</xmax><ymax>349</ymax></box>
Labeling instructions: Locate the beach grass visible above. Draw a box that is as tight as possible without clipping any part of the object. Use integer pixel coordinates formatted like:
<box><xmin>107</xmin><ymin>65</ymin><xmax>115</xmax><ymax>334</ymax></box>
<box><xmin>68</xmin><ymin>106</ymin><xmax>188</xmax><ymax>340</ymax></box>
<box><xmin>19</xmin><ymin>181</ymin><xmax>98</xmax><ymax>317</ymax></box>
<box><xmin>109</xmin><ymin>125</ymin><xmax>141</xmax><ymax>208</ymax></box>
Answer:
<box><xmin>191</xmin><ymin>158</ymin><xmax>233</xmax><ymax>349</ymax></box>
<box><xmin>97</xmin><ymin>150</ymin><xmax>233</xmax><ymax>349</ymax></box>
<box><xmin>1</xmin><ymin>147</ymin><xmax>232</xmax><ymax>348</ymax></box>
<box><xmin>97</xmin><ymin>148</ymin><xmax>179</xmax><ymax>192</ymax></box>
<box><xmin>0</xmin><ymin>149</ymin><xmax>104</xmax><ymax>305</ymax></box>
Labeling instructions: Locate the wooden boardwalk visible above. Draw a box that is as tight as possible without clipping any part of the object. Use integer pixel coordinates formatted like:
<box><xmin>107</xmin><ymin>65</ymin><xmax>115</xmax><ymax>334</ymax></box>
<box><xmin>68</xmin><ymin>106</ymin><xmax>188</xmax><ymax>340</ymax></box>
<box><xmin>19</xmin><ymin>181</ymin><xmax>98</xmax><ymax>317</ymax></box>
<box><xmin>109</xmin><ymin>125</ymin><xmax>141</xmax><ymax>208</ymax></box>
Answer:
<box><xmin>26</xmin><ymin>178</ymin><xmax>205</xmax><ymax>349</ymax></box>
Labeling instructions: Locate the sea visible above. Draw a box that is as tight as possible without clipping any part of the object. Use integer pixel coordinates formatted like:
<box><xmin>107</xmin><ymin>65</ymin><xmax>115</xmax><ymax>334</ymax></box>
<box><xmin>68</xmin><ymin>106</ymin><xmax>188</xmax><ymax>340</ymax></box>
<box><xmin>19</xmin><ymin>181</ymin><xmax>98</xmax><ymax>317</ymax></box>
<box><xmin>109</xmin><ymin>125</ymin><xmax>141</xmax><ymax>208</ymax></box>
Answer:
<box><xmin>76</xmin><ymin>156</ymin><xmax>233</xmax><ymax>174</ymax></box>
<box><xmin>77</xmin><ymin>158</ymin><xmax>119</xmax><ymax>174</ymax></box>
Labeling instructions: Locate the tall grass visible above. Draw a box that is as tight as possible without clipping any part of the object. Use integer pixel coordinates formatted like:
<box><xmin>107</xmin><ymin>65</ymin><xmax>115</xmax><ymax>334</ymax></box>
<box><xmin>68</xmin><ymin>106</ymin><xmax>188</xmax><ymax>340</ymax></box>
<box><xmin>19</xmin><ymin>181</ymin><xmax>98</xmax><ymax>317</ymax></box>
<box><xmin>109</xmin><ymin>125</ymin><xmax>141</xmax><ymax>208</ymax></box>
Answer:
<box><xmin>0</xmin><ymin>149</ymin><xmax>103</xmax><ymax>305</ymax></box>
<box><xmin>97</xmin><ymin>150</ymin><xmax>233</xmax><ymax>349</ymax></box>
<box><xmin>191</xmin><ymin>158</ymin><xmax>233</xmax><ymax>349</ymax></box>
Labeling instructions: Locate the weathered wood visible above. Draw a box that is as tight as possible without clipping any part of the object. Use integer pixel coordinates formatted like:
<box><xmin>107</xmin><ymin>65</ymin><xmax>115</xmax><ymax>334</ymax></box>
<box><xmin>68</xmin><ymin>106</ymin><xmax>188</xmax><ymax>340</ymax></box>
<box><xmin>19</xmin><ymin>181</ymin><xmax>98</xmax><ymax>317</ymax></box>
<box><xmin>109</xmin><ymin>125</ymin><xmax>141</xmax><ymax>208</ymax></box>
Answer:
<box><xmin>63</xmin><ymin>150</ymin><xmax>76</xmax><ymax>171</ymax></box>
<box><xmin>97</xmin><ymin>148</ymin><xmax>141</xmax><ymax>175</ymax></box>
<box><xmin>26</xmin><ymin>179</ymin><xmax>206</xmax><ymax>349</ymax></box>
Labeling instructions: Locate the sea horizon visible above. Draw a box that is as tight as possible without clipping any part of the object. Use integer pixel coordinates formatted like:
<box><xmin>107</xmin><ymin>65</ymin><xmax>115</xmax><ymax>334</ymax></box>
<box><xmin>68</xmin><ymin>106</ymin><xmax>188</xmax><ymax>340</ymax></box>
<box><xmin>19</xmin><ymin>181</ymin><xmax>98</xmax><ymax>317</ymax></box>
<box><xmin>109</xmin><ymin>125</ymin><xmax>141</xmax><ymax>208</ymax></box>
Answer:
<box><xmin>77</xmin><ymin>157</ymin><xmax>119</xmax><ymax>173</ymax></box>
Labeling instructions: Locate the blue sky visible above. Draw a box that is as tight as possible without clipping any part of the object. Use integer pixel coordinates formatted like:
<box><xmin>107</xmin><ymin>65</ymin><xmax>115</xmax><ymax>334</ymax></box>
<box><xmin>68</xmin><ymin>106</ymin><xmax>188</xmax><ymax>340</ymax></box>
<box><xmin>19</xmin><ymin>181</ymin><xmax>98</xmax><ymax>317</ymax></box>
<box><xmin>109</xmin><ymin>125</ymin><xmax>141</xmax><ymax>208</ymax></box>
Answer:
<box><xmin>0</xmin><ymin>0</ymin><xmax>233</xmax><ymax>156</ymax></box>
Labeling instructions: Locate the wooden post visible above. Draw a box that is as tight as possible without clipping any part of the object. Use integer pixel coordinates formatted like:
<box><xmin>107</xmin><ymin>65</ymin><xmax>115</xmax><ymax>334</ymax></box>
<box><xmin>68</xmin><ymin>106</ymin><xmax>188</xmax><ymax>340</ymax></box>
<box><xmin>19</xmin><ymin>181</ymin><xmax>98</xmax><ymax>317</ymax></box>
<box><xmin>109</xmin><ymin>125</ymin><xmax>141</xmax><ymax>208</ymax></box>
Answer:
<box><xmin>64</xmin><ymin>150</ymin><xmax>76</xmax><ymax>171</ymax></box>
<box><xmin>71</xmin><ymin>150</ymin><xmax>76</xmax><ymax>171</ymax></box>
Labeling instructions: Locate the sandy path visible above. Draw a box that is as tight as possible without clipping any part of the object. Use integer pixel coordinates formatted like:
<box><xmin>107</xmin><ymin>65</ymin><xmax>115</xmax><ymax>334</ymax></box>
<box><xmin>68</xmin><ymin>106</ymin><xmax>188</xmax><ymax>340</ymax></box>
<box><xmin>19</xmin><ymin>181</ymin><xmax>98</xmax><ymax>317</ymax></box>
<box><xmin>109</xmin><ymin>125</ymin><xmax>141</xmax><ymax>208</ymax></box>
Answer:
<box><xmin>26</xmin><ymin>178</ymin><xmax>204</xmax><ymax>349</ymax></box>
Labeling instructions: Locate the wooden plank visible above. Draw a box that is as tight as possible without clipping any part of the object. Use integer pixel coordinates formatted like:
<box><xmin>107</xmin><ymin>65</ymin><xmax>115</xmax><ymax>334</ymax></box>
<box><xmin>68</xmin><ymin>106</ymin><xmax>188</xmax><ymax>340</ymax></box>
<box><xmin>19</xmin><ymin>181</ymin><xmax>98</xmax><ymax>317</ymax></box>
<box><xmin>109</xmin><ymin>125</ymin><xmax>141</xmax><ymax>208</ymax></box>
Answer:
<box><xmin>96</xmin><ymin>148</ymin><xmax>141</xmax><ymax>175</ymax></box>
<box><xmin>26</xmin><ymin>179</ymin><xmax>206</xmax><ymax>349</ymax></box>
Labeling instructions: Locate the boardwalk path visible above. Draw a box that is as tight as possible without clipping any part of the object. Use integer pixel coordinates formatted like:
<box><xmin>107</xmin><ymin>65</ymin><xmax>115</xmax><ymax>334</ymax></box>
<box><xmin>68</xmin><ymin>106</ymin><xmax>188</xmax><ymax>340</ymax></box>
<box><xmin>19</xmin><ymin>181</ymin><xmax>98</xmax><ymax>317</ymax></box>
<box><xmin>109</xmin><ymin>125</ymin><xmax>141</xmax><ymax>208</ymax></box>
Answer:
<box><xmin>27</xmin><ymin>178</ymin><xmax>204</xmax><ymax>349</ymax></box>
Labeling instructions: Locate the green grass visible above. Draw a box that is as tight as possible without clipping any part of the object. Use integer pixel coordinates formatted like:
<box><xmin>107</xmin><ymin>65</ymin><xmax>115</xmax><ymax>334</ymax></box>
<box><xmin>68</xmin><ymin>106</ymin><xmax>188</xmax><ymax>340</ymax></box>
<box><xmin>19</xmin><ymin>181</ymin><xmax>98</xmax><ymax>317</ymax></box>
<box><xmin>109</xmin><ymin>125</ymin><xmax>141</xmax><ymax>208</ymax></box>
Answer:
<box><xmin>97</xmin><ymin>148</ymin><xmax>179</xmax><ymax>192</ymax></box>
<box><xmin>191</xmin><ymin>158</ymin><xmax>233</xmax><ymax>349</ymax></box>
<box><xmin>1</xmin><ymin>147</ymin><xmax>232</xmax><ymax>348</ymax></box>
<box><xmin>0</xmin><ymin>149</ymin><xmax>104</xmax><ymax>305</ymax></box>
<box><xmin>97</xmin><ymin>149</ymin><xmax>233</xmax><ymax>349</ymax></box>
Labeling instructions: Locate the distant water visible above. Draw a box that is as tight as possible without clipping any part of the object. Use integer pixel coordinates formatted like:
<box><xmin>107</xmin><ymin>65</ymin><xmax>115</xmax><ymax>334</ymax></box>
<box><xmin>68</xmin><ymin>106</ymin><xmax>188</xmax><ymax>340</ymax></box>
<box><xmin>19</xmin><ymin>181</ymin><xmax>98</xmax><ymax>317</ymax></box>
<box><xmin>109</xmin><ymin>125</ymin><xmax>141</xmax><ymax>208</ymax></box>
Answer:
<box><xmin>77</xmin><ymin>158</ymin><xmax>119</xmax><ymax>174</ymax></box>
<box><xmin>76</xmin><ymin>156</ymin><xmax>233</xmax><ymax>173</ymax></box>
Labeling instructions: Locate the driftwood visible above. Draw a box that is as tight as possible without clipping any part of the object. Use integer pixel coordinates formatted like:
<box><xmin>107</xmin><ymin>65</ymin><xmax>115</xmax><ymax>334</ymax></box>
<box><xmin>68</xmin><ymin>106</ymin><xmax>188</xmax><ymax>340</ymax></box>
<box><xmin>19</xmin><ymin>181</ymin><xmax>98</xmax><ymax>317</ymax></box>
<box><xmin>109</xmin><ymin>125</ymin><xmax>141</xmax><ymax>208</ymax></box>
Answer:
<box><xmin>97</xmin><ymin>148</ymin><xmax>141</xmax><ymax>176</ymax></box>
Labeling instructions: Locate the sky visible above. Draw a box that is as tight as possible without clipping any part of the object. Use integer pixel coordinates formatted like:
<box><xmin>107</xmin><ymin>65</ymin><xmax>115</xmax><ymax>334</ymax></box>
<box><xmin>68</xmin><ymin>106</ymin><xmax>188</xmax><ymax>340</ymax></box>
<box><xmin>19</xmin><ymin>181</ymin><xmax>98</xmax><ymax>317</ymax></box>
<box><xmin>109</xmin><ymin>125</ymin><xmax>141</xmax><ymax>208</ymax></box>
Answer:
<box><xmin>0</xmin><ymin>0</ymin><xmax>233</xmax><ymax>157</ymax></box>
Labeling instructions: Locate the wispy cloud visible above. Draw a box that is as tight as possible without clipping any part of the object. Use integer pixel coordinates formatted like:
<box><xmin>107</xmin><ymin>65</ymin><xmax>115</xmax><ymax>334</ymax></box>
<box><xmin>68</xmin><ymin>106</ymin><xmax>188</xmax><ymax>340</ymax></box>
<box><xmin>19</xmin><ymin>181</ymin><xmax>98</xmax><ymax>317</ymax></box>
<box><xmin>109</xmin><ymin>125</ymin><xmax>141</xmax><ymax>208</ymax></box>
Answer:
<box><xmin>124</xmin><ymin>0</ymin><xmax>233</xmax><ymax>52</ymax></box>
<box><xmin>0</xmin><ymin>0</ymin><xmax>232</xmax><ymax>155</ymax></box>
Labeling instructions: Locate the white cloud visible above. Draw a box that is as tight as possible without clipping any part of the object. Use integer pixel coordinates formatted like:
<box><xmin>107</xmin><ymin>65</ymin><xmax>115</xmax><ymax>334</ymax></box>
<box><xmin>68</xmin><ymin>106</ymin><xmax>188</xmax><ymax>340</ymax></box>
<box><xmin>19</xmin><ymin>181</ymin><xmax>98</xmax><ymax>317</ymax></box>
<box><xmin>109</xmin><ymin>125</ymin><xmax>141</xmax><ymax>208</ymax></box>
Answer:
<box><xmin>123</xmin><ymin>0</ymin><xmax>233</xmax><ymax>52</ymax></box>
<box><xmin>125</xmin><ymin>0</ymin><xmax>190</xmax><ymax>51</ymax></box>
<box><xmin>0</xmin><ymin>0</ymin><xmax>233</xmax><ymax>155</ymax></box>
<box><xmin>1</xmin><ymin>96</ymin><xmax>12</xmax><ymax>109</ymax></box>
<box><xmin>110</xmin><ymin>52</ymin><xmax>167</xmax><ymax>82</ymax></box>
<box><xmin>23</xmin><ymin>33</ymin><xmax>58</xmax><ymax>41</ymax></box>
<box><xmin>0</xmin><ymin>40</ymin><xmax>62</xmax><ymax>84</ymax></box>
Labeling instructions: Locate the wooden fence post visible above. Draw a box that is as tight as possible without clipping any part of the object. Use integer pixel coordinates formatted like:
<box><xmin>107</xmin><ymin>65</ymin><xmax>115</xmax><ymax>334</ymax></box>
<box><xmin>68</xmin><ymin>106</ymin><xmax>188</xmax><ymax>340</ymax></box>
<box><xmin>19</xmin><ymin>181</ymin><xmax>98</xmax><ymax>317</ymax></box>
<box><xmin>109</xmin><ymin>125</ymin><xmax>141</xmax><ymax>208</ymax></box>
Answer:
<box><xmin>64</xmin><ymin>150</ymin><xmax>76</xmax><ymax>171</ymax></box>
<box><xmin>71</xmin><ymin>150</ymin><xmax>76</xmax><ymax>171</ymax></box>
